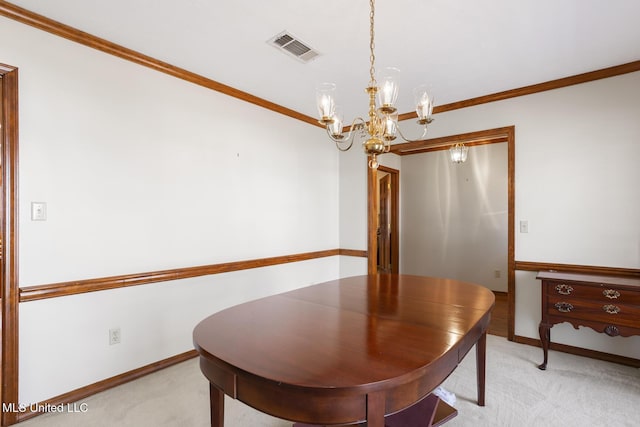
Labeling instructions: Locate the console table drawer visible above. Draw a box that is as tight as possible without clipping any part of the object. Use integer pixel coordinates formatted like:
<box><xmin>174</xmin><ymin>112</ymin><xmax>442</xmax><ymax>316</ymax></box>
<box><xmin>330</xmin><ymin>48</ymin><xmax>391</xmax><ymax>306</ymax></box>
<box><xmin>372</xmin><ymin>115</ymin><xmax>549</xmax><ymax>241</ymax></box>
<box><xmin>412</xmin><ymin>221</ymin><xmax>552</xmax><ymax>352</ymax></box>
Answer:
<box><xmin>545</xmin><ymin>280</ymin><xmax>640</xmax><ymax>305</ymax></box>
<box><xmin>547</xmin><ymin>295</ymin><xmax>640</xmax><ymax>328</ymax></box>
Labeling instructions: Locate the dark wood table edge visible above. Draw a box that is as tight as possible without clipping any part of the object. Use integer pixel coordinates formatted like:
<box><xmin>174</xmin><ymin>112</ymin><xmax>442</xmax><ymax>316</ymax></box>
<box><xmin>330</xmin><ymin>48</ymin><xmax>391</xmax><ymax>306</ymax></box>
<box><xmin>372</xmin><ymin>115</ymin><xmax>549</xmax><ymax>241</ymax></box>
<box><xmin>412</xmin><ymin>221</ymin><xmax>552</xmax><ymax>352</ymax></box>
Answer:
<box><xmin>200</xmin><ymin>327</ymin><xmax>488</xmax><ymax>426</ymax></box>
<box><xmin>195</xmin><ymin>275</ymin><xmax>493</xmax><ymax>426</ymax></box>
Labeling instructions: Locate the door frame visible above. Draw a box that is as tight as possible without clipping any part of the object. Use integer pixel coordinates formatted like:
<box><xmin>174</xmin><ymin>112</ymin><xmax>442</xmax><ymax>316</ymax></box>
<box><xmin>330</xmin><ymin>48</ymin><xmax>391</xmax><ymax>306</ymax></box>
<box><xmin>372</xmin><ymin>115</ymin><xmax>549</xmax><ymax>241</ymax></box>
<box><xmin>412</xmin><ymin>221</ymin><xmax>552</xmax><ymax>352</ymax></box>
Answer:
<box><xmin>1</xmin><ymin>63</ymin><xmax>19</xmax><ymax>427</ymax></box>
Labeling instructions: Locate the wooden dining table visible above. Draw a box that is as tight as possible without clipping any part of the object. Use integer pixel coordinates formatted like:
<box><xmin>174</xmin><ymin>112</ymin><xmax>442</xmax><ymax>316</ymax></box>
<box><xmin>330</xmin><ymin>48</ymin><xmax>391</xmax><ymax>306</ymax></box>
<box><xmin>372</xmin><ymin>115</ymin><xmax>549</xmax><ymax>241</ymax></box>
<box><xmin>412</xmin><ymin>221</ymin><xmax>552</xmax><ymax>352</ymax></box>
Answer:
<box><xmin>193</xmin><ymin>274</ymin><xmax>495</xmax><ymax>427</ymax></box>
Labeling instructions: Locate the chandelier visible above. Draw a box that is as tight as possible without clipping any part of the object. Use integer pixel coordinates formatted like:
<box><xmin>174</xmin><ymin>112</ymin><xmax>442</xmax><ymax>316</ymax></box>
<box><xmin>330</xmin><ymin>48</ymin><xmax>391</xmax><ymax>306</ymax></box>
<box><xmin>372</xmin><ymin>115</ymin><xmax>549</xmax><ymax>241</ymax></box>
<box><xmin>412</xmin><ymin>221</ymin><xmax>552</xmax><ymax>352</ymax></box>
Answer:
<box><xmin>315</xmin><ymin>0</ymin><xmax>435</xmax><ymax>169</ymax></box>
<box><xmin>449</xmin><ymin>142</ymin><xmax>469</xmax><ymax>163</ymax></box>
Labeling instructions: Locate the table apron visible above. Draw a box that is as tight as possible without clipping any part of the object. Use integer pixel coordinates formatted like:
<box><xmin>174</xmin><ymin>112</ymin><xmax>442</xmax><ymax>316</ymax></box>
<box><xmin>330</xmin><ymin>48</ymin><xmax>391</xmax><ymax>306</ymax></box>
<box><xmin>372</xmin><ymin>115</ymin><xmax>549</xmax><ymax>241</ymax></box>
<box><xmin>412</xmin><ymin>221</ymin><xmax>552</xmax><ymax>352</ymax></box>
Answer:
<box><xmin>199</xmin><ymin>352</ymin><xmax>460</xmax><ymax>425</ymax></box>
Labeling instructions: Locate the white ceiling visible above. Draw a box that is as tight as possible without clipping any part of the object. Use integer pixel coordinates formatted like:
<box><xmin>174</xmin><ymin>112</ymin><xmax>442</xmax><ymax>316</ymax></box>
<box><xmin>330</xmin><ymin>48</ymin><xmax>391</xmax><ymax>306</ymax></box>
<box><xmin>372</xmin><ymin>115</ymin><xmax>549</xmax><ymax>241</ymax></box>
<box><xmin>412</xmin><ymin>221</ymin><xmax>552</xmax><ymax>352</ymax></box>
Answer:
<box><xmin>9</xmin><ymin>0</ymin><xmax>640</xmax><ymax>122</ymax></box>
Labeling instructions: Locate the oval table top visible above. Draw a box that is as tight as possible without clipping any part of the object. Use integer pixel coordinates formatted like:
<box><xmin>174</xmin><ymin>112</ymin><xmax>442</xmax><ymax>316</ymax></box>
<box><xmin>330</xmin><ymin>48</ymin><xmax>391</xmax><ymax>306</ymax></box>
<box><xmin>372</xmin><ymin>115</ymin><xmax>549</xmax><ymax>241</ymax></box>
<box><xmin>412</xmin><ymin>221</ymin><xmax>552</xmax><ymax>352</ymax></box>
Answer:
<box><xmin>193</xmin><ymin>274</ymin><xmax>495</xmax><ymax>426</ymax></box>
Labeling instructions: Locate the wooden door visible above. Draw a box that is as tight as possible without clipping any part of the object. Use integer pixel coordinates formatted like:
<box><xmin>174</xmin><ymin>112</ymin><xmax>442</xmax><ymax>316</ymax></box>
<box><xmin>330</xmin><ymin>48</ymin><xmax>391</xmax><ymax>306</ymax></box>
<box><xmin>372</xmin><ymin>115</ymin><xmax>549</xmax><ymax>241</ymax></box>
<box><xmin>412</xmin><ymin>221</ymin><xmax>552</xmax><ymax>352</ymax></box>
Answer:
<box><xmin>377</xmin><ymin>174</ymin><xmax>392</xmax><ymax>273</ymax></box>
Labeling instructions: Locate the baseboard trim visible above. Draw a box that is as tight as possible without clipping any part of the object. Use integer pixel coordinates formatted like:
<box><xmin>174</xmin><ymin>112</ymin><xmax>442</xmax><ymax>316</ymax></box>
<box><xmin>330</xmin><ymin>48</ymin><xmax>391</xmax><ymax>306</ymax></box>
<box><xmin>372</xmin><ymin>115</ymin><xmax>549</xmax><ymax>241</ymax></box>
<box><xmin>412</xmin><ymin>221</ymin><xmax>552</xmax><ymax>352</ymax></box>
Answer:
<box><xmin>16</xmin><ymin>349</ymin><xmax>198</xmax><ymax>423</ymax></box>
<box><xmin>513</xmin><ymin>335</ymin><xmax>640</xmax><ymax>368</ymax></box>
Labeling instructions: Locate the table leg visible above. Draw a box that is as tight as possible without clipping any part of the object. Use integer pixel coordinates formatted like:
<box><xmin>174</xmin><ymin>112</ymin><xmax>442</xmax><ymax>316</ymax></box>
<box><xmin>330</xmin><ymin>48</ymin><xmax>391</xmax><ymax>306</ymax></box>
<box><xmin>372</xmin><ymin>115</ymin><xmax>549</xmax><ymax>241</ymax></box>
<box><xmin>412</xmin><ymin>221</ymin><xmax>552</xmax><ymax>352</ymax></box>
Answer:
<box><xmin>366</xmin><ymin>391</ymin><xmax>385</xmax><ymax>427</ymax></box>
<box><xmin>475</xmin><ymin>331</ymin><xmax>486</xmax><ymax>407</ymax></box>
<box><xmin>210</xmin><ymin>383</ymin><xmax>224</xmax><ymax>427</ymax></box>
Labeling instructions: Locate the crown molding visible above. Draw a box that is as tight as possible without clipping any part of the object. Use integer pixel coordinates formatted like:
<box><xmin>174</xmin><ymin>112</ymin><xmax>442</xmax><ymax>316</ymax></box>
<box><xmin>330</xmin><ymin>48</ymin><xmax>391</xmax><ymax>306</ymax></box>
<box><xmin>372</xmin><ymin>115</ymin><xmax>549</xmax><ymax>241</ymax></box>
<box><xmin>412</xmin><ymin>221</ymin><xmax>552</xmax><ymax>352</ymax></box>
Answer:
<box><xmin>0</xmin><ymin>1</ymin><xmax>320</xmax><ymax>127</ymax></box>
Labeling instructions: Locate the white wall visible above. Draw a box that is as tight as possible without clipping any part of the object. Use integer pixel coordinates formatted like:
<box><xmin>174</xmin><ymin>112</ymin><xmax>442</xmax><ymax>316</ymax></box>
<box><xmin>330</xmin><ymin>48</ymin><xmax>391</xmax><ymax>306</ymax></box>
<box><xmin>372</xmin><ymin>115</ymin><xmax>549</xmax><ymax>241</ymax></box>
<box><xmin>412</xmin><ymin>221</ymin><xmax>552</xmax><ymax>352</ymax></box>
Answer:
<box><xmin>11</xmin><ymin>32</ymin><xmax>338</xmax><ymax>284</ymax></box>
<box><xmin>338</xmin><ymin>142</ymin><xmax>369</xmax><ymax>276</ymax></box>
<box><xmin>0</xmin><ymin>16</ymin><xmax>348</xmax><ymax>404</ymax></box>
<box><xmin>19</xmin><ymin>260</ymin><xmax>339</xmax><ymax>404</ymax></box>
<box><xmin>397</xmin><ymin>143</ymin><xmax>509</xmax><ymax>291</ymax></box>
<box><xmin>388</xmin><ymin>71</ymin><xmax>640</xmax><ymax>358</ymax></box>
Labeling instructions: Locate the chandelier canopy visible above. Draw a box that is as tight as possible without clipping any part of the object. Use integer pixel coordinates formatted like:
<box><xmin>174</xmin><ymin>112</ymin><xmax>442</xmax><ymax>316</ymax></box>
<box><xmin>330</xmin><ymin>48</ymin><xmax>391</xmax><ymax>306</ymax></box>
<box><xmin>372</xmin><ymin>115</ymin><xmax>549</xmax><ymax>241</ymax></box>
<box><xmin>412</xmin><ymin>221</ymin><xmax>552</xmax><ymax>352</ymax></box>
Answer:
<box><xmin>316</xmin><ymin>0</ymin><xmax>435</xmax><ymax>169</ymax></box>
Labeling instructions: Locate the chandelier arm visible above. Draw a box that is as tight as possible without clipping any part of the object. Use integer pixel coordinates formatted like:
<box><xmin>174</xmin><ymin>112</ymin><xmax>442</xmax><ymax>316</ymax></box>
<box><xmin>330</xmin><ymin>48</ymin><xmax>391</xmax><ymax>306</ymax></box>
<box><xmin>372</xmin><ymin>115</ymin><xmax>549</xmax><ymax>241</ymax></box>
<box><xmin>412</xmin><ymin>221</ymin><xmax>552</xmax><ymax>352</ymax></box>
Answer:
<box><xmin>325</xmin><ymin>116</ymin><xmax>368</xmax><ymax>149</ymax></box>
<box><xmin>395</xmin><ymin>122</ymin><xmax>429</xmax><ymax>143</ymax></box>
<box><xmin>335</xmin><ymin>139</ymin><xmax>354</xmax><ymax>152</ymax></box>
<box><xmin>325</xmin><ymin>125</ymin><xmax>351</xmax><ymax>144</ymax></box>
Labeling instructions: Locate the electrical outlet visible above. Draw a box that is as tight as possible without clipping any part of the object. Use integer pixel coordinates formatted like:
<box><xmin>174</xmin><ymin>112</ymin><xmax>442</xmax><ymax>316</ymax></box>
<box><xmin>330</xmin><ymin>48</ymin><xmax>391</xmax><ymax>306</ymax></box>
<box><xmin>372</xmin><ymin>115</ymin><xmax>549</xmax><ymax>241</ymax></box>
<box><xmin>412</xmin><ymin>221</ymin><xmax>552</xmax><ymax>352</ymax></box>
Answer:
<box><xmin>31</xmin><ymin>202</ymin><xmax>47</xmax><ymax>221</ymax></box>
<box><xmin>494</xmin><ymin>270</ymin><xmax>501</xmax><ymax>278</ymax></box>
<box><xmin>109</xmin><ymin>328</ymin><xmax>121</xmax><ymax>345</ymax></box>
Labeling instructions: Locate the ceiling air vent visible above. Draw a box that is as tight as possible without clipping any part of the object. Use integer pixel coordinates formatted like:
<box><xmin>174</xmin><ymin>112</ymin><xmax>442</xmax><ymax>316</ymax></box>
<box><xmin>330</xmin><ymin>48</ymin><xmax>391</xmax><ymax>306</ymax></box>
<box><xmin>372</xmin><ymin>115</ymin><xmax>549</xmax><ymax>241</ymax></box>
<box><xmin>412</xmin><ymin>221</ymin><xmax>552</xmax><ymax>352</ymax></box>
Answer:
<box><xmin>268</xmin><ymin>31</ymin><xmax>320</xmax><ymax>63</ymax></box>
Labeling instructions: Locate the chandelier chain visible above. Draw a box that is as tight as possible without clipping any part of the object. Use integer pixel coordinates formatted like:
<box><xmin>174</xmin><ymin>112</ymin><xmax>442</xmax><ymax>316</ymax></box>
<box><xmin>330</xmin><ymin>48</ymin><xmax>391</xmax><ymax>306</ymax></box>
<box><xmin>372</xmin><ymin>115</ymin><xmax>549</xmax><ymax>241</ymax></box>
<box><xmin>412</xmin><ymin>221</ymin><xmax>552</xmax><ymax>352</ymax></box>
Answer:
<box><xmin>369</xmin><ymin>0</ymin><xmax>376</xmax><ymax>86</ymax></box>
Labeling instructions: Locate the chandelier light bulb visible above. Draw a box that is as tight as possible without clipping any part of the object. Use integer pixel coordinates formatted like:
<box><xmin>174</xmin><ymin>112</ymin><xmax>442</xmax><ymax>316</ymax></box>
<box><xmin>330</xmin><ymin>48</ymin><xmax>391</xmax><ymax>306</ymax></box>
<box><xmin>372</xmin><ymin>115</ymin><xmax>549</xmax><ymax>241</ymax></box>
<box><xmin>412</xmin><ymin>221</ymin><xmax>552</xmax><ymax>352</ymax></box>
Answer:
<box><xmin>328</xmin><ymin>108</ymin><xmax>344</xmax><ymax>139</ymax></box>
<box><xmin>414</xmin><ymin>85</ymin><xmax>434</xmax><ymax>124</ymax></box>
<box><xmin>316</xmin><ymin>83</ymin><xmax>337</xmax><ymax>125</ymax></box>
<box><xmin>383</xmin><ymin>113</ymin><xmax>398</xmax><ymax>141</ymax></box>
<box><xmin>377</xmin><ymin>67</ymin><xmax>400</xmax><ymax>114</ymax></box>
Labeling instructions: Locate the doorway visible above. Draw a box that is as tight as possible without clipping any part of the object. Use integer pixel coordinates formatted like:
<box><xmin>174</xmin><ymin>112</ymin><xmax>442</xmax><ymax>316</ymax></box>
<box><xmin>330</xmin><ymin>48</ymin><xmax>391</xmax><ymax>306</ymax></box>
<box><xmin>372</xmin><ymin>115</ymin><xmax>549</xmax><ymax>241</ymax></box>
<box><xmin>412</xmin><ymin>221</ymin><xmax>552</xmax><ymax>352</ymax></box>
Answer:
<box><xmin>376</xmin><ymin>166</ymin><xmax>399</xmax><ymax>274</ymax></box>
<box><xmin>369</xmin><ymin>126</ymin><xmax>515</xmax><ymax>339</ymax></box>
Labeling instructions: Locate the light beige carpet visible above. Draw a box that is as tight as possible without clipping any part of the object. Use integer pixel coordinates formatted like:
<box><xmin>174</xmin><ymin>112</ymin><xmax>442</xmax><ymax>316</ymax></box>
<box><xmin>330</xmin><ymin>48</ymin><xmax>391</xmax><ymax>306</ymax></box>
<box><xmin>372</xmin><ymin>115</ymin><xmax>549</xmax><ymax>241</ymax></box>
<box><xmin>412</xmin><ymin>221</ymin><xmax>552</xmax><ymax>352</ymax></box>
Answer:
<box><xmin>20</xmin><ymin>335</ymin><xmax>640</xmax><ymax>426</ymax></box>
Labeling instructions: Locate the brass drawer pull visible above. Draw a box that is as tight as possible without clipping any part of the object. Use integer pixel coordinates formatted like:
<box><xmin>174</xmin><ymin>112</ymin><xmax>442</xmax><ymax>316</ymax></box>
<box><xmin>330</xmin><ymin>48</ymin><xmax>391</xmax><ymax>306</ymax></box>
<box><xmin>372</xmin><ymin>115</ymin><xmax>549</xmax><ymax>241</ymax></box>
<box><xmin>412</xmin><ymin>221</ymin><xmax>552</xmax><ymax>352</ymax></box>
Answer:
<box><xmin>603</xmin><ymin>304</ymin><xmax>620</xmax><ymax>315</ymax></box>
<box><xmin>554</xmin><ymin>302</ymin><xmax>573</xmax><ymax>313</ymax></box>
<box><xmin>555</xmin><ymin>284</ymin><xmax>573</xmax><ymax>295</ymax></box>
<box><xmin>602</xmin><ymin>289</ymin><xmax>620</xmax><ymax>299</ymax></box>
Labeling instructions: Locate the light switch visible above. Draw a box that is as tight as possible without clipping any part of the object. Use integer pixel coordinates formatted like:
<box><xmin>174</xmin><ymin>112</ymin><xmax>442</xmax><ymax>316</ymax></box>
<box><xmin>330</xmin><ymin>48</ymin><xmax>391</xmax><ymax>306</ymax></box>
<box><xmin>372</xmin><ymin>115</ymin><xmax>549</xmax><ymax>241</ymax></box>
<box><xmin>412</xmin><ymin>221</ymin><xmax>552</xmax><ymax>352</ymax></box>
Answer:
<box><xmin>519</xmin><ymin>220</ymin><xmax>528</xmax><ymax>233</ymax></box>
<box><xmin>31</xmin><ymin>202</ymin><xmax>47</xmax><ymax>221</ymax></box>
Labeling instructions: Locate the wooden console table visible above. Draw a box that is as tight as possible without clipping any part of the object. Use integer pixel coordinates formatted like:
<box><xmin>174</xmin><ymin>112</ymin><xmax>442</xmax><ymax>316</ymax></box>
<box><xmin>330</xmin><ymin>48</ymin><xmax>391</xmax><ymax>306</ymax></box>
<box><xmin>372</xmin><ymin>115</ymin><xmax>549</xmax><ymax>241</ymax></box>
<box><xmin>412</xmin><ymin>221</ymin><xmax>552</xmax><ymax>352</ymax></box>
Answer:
<box><xmin>537</xmin><ymin>271</ymin><xmax>640</xmax><ymax>370</ymax></box>
<box><xmin>194</xmin><ymin>274</ymin><xmax>494</xmax><ymax>426</ymax></box>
